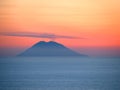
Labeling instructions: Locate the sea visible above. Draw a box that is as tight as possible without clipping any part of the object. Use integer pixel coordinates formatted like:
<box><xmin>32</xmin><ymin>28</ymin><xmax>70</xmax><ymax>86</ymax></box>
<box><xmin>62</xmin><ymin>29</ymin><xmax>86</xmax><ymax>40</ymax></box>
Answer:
<box><xmin>0</xmin><ymin>57</ymin><xmax>120</xmax><ymax>90</ymax></box>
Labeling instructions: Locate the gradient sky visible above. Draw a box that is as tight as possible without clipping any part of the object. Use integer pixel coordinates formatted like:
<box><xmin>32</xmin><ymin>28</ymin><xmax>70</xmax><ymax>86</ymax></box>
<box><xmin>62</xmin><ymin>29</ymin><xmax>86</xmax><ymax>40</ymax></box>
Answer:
<box><xmin>0</xmin><ymin>0</ymin><xmax>120</xmax><ymax>57</ymax></box>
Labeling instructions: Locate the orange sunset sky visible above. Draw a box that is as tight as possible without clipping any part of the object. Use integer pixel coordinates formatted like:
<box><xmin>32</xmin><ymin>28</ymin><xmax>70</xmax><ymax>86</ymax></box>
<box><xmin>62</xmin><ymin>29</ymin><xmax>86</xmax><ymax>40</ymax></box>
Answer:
<box><xmin>0</xmin><ymin>0</ymin><xmax>120</xmax><ymax>57</ymax></box>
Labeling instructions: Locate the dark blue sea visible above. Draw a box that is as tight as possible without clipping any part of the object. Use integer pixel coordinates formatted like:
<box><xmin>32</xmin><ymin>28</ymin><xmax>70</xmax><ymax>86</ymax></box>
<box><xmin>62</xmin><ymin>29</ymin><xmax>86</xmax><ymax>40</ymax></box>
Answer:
<box><xmin>0</xmin><ymin>57</ymin><xmax>120</xmax><ymax>90</ymax></box>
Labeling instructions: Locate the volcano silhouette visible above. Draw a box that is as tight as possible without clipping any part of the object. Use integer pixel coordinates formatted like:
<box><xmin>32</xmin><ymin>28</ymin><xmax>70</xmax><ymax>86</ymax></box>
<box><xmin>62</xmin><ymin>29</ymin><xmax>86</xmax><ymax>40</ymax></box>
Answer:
<box><xmin>19</xmin><ymin>41</ymin><xmax>87</xmax><ymax>57</ymax></box>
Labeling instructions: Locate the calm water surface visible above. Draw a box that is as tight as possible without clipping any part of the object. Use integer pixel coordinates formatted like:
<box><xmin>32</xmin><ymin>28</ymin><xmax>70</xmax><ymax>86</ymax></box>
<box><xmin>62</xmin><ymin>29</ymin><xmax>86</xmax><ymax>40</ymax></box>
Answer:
<box><xmin>0</xmin><ymin>57</ymin><xmax>120</xmax><ymax>90</ymax></box>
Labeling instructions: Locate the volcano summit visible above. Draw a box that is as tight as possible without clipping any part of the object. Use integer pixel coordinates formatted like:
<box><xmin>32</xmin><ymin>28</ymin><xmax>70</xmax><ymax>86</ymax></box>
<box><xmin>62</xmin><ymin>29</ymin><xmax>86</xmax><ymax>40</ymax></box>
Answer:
<box><xmin>19</xmin><ymin>41</ymin><xmax>87</xmax><ymax>57</ymax></box>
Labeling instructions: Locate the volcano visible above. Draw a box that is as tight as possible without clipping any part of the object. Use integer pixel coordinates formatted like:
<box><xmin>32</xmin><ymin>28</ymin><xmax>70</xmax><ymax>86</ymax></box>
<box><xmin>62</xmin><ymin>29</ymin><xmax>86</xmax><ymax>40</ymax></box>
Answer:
<box><xmin>18</xmin><ymin>41</ymin><xmax>87</xmax><ymax>57</ymax></box>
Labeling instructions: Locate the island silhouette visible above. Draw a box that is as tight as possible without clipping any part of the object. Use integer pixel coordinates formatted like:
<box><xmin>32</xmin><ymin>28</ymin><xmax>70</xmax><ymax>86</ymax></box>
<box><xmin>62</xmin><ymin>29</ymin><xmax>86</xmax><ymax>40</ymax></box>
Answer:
<box><xmin>18</xmin><ymin>41</ymin><xmax>87</xmax><ymax>57</ymax></box>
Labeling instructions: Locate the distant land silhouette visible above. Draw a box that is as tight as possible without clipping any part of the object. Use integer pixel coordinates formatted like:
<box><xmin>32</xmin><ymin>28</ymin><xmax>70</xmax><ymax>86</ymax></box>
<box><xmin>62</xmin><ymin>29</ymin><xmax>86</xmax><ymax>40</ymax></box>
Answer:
<box><xmin>18</xmin><ymin>41</ymin><xmax>87</xmax><ymax>57</ymax></box>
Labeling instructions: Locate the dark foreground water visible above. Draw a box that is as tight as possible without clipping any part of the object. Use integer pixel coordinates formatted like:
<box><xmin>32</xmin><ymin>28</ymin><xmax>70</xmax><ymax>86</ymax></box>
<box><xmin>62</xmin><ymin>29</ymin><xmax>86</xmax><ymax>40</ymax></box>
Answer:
<box><xmin>0</xmin><ymin>57</ymin><xmax>120</xmax><ymax>90</ymax></box>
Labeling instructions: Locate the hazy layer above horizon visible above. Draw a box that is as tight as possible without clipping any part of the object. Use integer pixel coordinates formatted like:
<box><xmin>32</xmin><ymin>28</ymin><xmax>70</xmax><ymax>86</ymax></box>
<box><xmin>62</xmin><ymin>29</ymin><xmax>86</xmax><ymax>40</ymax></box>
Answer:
<box><xmin>0</xmin><ymin>46</ymin><xmax>120</xmax><ymax>57</ymax></box>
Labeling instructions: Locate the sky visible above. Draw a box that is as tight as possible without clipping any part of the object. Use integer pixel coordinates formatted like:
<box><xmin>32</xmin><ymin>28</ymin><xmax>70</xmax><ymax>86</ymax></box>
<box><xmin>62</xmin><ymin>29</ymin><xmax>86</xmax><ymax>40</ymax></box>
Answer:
<box><xmin>0</xmin><ymin>0</ymin><xmax>120</xmax><ymax>57</ymax></box>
